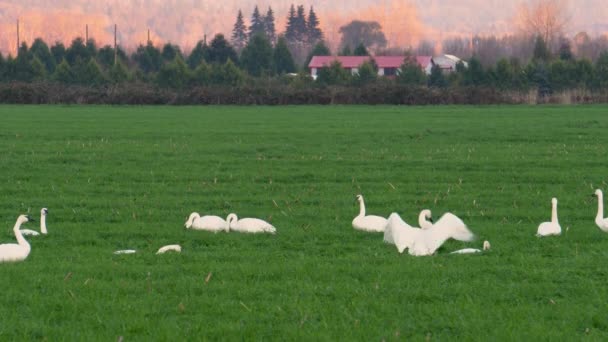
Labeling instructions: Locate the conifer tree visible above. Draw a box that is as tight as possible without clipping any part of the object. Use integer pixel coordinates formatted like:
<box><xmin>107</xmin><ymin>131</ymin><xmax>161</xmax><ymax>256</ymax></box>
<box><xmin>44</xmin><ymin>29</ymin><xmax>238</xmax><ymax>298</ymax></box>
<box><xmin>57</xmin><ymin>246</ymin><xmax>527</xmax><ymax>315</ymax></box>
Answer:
<box><xmin>249</xmin><ymin>6</ymin><xmax>266</xmax><ymax>40</ymax></box>
<box><xmin>285</xmin><ymin>5</ymin><xmax>297</xmax><ymax>44</ymax></box>
<box><xmin>231</xmin><ymin>10</ymin><xmax>248</xmax><ymax>52</ymax></box>
<box><xmin>274</xmin><ymin>36</ymin><xmax>296</xmax><ymax>74</ymax></box>
<box><xmin>307</xmin><ymin>6</ymin><xmax>323</xmax><ymax>45</ymax></box>
<box><xmin>264</xmin><ymin>7</ymin><xmax>277</xmax><ymax>45</ymax></box>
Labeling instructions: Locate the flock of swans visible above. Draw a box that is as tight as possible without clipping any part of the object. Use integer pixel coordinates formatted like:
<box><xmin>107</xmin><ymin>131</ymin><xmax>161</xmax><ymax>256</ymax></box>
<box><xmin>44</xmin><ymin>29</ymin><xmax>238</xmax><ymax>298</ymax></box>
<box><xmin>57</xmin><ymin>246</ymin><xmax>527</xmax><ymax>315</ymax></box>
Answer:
<box><xmin>2</xmin><ymin>189</ymin><xmax>608</xmax><ymax>263</ymax></box>
<box><xmin>353</xmin><ymin>189</ymin><xmax>608</xmax><ymax>256</ymax></box>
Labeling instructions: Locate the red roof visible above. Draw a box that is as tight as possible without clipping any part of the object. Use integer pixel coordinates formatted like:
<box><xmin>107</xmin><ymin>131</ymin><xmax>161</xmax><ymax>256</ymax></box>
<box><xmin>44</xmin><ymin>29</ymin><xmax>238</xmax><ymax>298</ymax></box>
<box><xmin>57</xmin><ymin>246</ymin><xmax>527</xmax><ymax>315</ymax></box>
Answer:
<box><xmin>308</xmin><ymin>55</ymin><xmax>432</xmax><ymax>69</ymax></box>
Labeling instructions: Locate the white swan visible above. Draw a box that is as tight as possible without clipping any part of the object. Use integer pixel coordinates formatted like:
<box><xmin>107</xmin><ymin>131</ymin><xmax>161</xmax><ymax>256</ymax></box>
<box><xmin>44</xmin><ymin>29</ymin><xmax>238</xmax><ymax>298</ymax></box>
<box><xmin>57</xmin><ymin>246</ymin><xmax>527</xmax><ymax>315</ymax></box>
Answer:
<box><xmin>536</xmin><ymin>198</ymin><xmax>561</xmax><ymax>237</ymax></box>
<box><xmin>387</xmin><ymin>212</ymin><xmax>475</xmax><ymax>256</ymax></box>
<box><xmin>418</xmin><ymin>209</ymin><xmax>468</xmax><ymax>235</ymax></box>
<box><xmin>156</xmin><ymin>244</ymin><xmax>182</xmax><ymax>254</ymax></box>
<box><xmin>352</xmin><ymin>194</ymin><xmax>388</xmax><ymax>232</ymax></box>
<box><xmin>451</xmin><ymin>240</ymin><xmax>491</xmax><ymax>254</ymax></box>
<box><xmin>593</xmin><ymin>189</ymin><xmax>608</xmax><ymax>232</ymax></box>
<box><xmin>0</xmin><ymin>215</ymin><xmax>33</xmax><ymax>263</ymax></box>
<box><xmin>226</xmin><ymin>213</ymin><xmax>276</xmax><ymax>234</ymax></box>
<box><xmin>20</xmin><ymin>208</ymin><xmax>48</xmax><ymax>236</ymax></box>
<box><xmin>185</xmin><ymin>212</ymin><xmax>228</xmax><ymax>232</ymax></box>
<box><xmin>113</xmin><ymin>249</ymin><xmax>137</xmax><ymax>255</ymax></box>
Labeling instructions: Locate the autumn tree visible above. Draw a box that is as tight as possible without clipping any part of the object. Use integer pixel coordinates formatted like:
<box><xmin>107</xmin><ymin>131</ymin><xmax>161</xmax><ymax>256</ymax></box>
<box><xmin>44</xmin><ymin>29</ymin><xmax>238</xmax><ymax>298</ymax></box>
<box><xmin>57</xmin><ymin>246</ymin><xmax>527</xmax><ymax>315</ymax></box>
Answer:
<box><xmin>517</xmin><ymin>0</ymin><xmax>569</xmax><ymax>47</ymax></box>
<box><xmin>339</xmin><ymin>21</ymin><xmax>387</xmax><ymax>53</ymax></box>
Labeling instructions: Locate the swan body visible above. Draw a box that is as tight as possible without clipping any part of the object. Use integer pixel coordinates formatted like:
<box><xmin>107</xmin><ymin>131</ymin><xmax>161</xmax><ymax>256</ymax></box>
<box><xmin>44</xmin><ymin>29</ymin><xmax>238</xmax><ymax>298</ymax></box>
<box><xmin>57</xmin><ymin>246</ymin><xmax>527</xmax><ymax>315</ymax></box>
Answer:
<box><xmin>387</xmin><ymin>212</ymin><xmax>475</xmax><ymax>256</ymax></box>
<box><xmin>185</xmin><ymin>212</ymin><xmax>228</xmax><ymax>232</ymax></box>
<box><xmin>0</xmin><ymin>215</ymin><xmax>33</xmax><ymax>263</ymax></box>
<box><xmin>113</xmin><ymin>250</ymin><xmax>136</xmax><ymax>255</ymax></box>
<box><xmin>593</xmin><ymin>189</ymin><xmax>608</xmax><ymax>232</ymax></box>
<box><xmin>352</xmin><ymin>194</ymin><xmax>388</xmax><ymax>232</ymax></box>
<box><xmin>20</xmin><ymin>208</ymin><xmax>48</xmax><ymax>236</ymax></box>
<box><xmin>451</xmin><ymin>241</ymin><xmax>491</xmax><ymax>254</ymax></box>
<box><xmin>536</xmin><ymin>198</ymin><xmax>561</xmax><ymax>237</ymax></box>
<box><xmin>156</xmin><ymin>244</ymin><xmax>182</xmax><ymax>254</ymax></box>
<box><xmin>226</xmin><ymin>214</ymin><xmax>276</xmax><ymax>234</ymax></box>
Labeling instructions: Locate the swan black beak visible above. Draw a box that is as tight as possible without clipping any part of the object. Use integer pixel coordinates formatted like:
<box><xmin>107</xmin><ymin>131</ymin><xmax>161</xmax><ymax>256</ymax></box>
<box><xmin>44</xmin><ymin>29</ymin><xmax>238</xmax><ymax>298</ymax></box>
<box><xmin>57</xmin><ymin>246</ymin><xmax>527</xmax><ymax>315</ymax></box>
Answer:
<box><xmin>27</xmin><ymin>216</ymin><xmax>36</xmax><ymax>222</ymax></box>
<box><xmin>430</xmin><ymin>217</ymin><xmax>434</xmax><ymax>223</ymax></box>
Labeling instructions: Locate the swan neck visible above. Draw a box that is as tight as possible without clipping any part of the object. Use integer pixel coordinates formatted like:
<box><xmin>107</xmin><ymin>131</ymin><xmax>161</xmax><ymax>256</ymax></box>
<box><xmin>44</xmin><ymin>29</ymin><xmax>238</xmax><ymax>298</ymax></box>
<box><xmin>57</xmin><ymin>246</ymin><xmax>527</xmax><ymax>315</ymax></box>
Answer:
<box><xmin>41</xmin><ymin>215</ymin><xmax>47</xmax><ymax>234</ymax></box>
<box><xmin>358</xmin><ymin>199</ymin><xmax>365</xmax><ymax>217</ymax></box>
<box><xmin>597</xmin><ymin>193</ymin><xmax>604</xmax><ymax>220</ymax></box>
<box><xmin>551</xmin><ymin>201</ymin><xmax>558</xmax><ymax>223</ymax></box>
<box><xmin>13</xmin><ymin>219</ymin><xmax>30</xmax><ymax>250</ymax></box>
<box><xmin>418</xmin><ymin>212</ymin><xmax>431</xmax><ymax>229</ymax></box>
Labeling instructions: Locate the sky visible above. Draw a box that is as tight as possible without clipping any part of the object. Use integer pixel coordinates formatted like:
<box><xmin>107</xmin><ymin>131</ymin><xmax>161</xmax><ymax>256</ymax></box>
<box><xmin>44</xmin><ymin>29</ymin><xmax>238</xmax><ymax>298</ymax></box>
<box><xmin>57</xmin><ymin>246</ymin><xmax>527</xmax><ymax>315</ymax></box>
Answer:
<box><xmin>0</xmin><ymin>0</ymin><xmax>606</xmax><ymax>55</ymax></box>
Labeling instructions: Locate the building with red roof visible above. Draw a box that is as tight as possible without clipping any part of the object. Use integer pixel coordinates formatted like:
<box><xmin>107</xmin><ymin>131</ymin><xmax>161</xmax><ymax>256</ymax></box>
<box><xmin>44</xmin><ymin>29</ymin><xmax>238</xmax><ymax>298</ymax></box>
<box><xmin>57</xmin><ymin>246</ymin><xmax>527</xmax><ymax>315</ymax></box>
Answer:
<box><xmin>308</xmin><ymin>55</ymin><xmax>434</xmax><ymax>79</ymax></box>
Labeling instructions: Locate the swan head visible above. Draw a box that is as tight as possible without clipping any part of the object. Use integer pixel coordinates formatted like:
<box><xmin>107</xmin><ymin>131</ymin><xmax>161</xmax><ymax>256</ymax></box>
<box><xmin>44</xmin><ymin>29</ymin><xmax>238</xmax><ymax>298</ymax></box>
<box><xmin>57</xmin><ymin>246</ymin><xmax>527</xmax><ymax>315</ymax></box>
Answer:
<box><xmin>184</xmin><ymin>212</ymin><xmax>199</xmax><ymax>229</ymax></box>
<box><xmin>483</xmin><ymin>240</ymin><xmax>491</xmax><ymax>251</ymax></box>
<box><xmin>551</xmin><ymin>198</ymin><xmax>558</xmax><ymax>206</ymax></box>
<box><xmin>355</xmin><ymin>194</ymin><xmax>363</xmax><ymax>202</ymax></box>
<box><xmin>17</xmin><ymin>215</ymin><xmax>34</xmax><ymax>224</ymax></box>
<box><xmin>226</xmin><ymin>213</ymin><xmax>237</xmax><ymax>230</ymax></box>
<box><xmin>594</xmin><ymin>189</ymin><xmax>603</xmax><ymax>197</ymax></box>
<box><xmin>41</xmin><ymin>208</ymin><xmax>48</xmax><ymax>216</ymax></box>
<box><xmin>421</xmin><ymin>209</ymin><xmax>433</xmax><ymax>222</ymax></box>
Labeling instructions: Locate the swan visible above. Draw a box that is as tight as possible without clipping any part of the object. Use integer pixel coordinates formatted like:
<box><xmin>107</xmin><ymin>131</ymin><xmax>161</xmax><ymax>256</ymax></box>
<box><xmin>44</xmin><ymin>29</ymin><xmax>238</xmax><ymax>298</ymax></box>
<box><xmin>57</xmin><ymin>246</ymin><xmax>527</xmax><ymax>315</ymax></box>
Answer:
<box><xmin>0</xmin><ymin>215</ymin><xmax>33</xmax><ymax>263</ymax></box>
<box><xmin>156</xmin><ymin>244</ymin><xmax>182</xmax><ymax>254</ymax></box>
<box><xmin>418</xmin><ymin>210</ymin><xmax>468</xmax><ymax>234</ymax></box>
<box><xmin>387</xmin><ymin>212</ymin><xmax>475</xmax><ymax>256</ymax></box>
<box><xmin>536</xmin><ymin>198</ymin><xmax>561</xmax><ymax>237</ymax></box>
<box><xmin>226</xmin><ymin>214</ymin><xmax>276</xmax><ymax>234</ymax></box>
<box><xmin>352</xmin><ymin>194</ymin><xmax>388</xmax><ymax>232</ymax></box>
<box><xmin>593</xmin><ymin>189</ymin><xmax>608</xmax><ymax>232</ymax></box>
<box><xmin>113</xmin><ymin>250</ymin><xmax>136</xmax><ymax>255</ymax></box>
<box><xmin>20</xmin><ymin>208</ymin><xmax>48</xmax><ymax>236</ymax></box>
<box><xmin>451</xmin><ymin>240</ymin><xmax>491</xmax><ymax>254</ymax></box>
<box><xmin>185</xmin><ymin>212</ymin><xmax>228</xmax><ymax>232</ymax></box>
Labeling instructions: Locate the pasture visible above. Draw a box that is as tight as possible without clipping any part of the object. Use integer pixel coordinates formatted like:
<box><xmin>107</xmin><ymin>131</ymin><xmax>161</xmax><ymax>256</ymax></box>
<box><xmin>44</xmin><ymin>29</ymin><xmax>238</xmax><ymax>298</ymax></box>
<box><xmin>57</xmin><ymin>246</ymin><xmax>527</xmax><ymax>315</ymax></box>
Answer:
<box><xmin>1</xmin><ymin>105</ymin><xmax>608</xmax><ymax>340</ymax></box>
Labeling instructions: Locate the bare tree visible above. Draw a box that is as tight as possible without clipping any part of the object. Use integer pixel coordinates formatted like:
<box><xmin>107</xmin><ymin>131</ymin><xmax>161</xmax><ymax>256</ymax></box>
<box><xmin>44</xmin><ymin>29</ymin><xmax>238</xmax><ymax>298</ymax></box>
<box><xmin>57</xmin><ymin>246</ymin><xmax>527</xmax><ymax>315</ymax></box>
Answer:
<box><xmin>517</xmin><ymin>0</ymin><xmax>570</xmax><ymax>46</ymax></box>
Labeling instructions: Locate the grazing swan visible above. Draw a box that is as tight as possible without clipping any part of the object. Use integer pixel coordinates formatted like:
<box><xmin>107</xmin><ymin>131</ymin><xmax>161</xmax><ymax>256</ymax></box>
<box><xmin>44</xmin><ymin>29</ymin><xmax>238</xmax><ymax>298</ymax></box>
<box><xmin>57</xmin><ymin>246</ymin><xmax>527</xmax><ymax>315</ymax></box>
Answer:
<box><xmin>593</xmin><ymin>189</ymin><xmax>608</xmax><ymax>232</ymax></box>
<box><xmin>185</xmin><ymin>212</ymin><xmax>228</xmax><ymax>232</ymax></box>
<box><xmin>156</xmin><ymin>244</ymin><xmax>182</xmax><ymax>254</ymax></box>
<box><xmin>0</xmin><ymin>215</ymin><xmax>33</xmax><ymax>263</ymax></box>
<box><xmin>226</xmin><ymin>214</ymin><xmax>276</xmax><ymax>234</ymax></box>
<box><xmin>387</xmin><ymin>212</ymin><xmax>475</xmax><ymax>256</ymax></box>
<box><xmin>352</xmin><ymin>194</ymin><xmax>388</xmax><ymax>232</ymax></box>
<box><xmin>451</xmin><ymin>240</ymin><xmax>491</xmax><ymax>254</ymax></box>
<box><xmin>113</xmin><ymin>250</ymin><xmax>136</xmax><ymax>255</ymax></box>
<box><xmin>536</xmin><ymin>198</ymin><xmax>561</xmax><ymax>237</ymax></box>
<box><xmin>21</xmin><ymin>208</ymin><xmax>49</xmax><ymax>236</ymax></box>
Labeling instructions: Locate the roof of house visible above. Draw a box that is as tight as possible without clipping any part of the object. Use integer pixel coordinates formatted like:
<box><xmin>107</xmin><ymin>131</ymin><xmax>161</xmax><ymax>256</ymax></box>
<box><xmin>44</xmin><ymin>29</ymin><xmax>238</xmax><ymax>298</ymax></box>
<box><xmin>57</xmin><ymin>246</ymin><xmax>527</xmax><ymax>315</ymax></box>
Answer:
<box><xmin>308</xmin><ymin>55</ymin><xmax>433</xmax><ymax>69</ymax></box>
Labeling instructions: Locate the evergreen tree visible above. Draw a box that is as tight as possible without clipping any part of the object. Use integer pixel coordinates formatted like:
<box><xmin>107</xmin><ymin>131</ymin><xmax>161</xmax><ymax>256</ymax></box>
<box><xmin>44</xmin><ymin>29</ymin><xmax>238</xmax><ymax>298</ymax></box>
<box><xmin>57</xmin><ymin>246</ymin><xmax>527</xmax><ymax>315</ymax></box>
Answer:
<box><xmin>50</xmin><ymin>42</ymin><xmax>66</xmax><ymax>65</ymax></box>
<box><xmin>397</xmin><ymin>56</ymin><xmax>426</xmax><ymax>85</ymax></box>
<box><xmin>0</xmin><ymin>53</ymin><xmax>5</xmax><ymax>81</ymax></box>
<box><xmin>307</xmin><ymin>6</ymin><xmax>323</xmax><ymax>45</ymax></box>
<box><xmin>428</xmin><ymin>64</ymin><xmax>447</xmax><ymax>88</ymax></box>
<box><xmin>594</xmin><ymin>52</ymin><xmax>608</xmax><ymax>89</ymax></box>
<box><xmin>304</xmin><ymin>41</ymin><xmax>331</xmax><ymax>69</ymax></box>
<box><xmin>285</xmin><ymin>5</ymin><xmax>297</xmax><ymax>44</ymax></box>
<box><xmin>494</xmin><ymin>58</ymin><xmax>514</xmax><ymax>90</ymax></box>
<box><xmin>30</xmin><ymin>56</ymin><xmax>47</xmax><ymax>81</ymax></box>
<box><xmin>353</xmin><ymin>61</ymin><xmax>377</xmax><ymax>86</ymax></box>
<box><xmin>52</xmin><ymin>59</ymin><xmax>76</xmax><ymax>84</ymax></box>
<box><xmin>85</xmin><ymin>39</ymin><xmax>98</xmax><ymax>59</ymax></box>
<box><xmin>558</xmin><ymin>39</ymin><xmax>574</xmax><ymax>61</ymax></box>
<box><xmin>208</xmin><ymin>34</ymin><xmax>238</xmax><ymax>65</ymax></box>
<box><xmin>231</xmin><ymin>10</ymin><xmax>248</xmax><ymax>52</ymax></box>
<box><xmin>353</xmin><ymin>43</ymin><xmax>369</xmax><ymax>56</ymax></box>
<box><xmin>530</xmin><ymin>62</ymin><xmax>551</xmax><ymax>97</ymax></box>
<box><xmin>191</xmin><ymin>61</ymin><xmax>212</xmax><ymax>86</ymax></box>
<box><xmin>132</xmin><ymin>42</ymin><xmax>163</xmax><ymax>73</ymax></box>
<box><xmin>463</xmin><ymin>57</ymin><xmax>485</xmax><ymax>86</ymax></box>
<box><xmin>109</xmin><ymin>61</ymin><xmax>130</xmax><ymax>83</ymax></box>
<box><xmin>249</xmin><ymin>6</ymin><xmax>266</xmax><ymax>40</ymax></box>
<box><xmin>156</xmin><ymin>56</ymin><xmax>190</xmax><ymax>89</ymax></box>
<box><xmin>240</xmin><ymin>34</ymin><xmax>274</xmax><ymax>77</ymax></box>
<box><xmin>97</xmin><ymin>45</ymin><xmax>128</xmax><ymax>68</ymax></box>
<box><xmin>317</xmin><ymin>60</ymin><xmax>350</xmax><ymax>85</ymax></box>
<box><xmin>30</xmin><ymin>38</ymin><xmax>55</xmax><ymax>73</ymax></box>
<box><xmin>161</xmin><ymin>43</ymin><xmax>182</xmax><ymax>62</ymax></box>
<box><xmin>340</xmin><ymin>45</ymin><xmax>352</xmax><ymax>56</ymax></box>
<box><xmin>17</xmin><ymin>42</ymin><xmax>30</xmax><ymax>61</ymax></box>
<box><xmin>66</xmin><ymin>38</ymin><xmax>92</xmax><ymax>65</ymax></box>
<box><xmin>210</xmin><ymin>59</ymin><xmax>245</xmax><ymax>86</ymax></box>
<box><xmin>294</xmin><ymin>5</ymin><xmax>307</xmax><ymax>44</ymax></box>
<box><xmin>264</xmin><ymin>7</ymin><xmax>277</xmax><ymax>45</ymax></box>
<box><xmin>187</xmin><ymin>40</ymin><xmax>210</xmax><ymax>69</ymax></box>
<box><xmin>274</xmin><ymin>36</ymin><xmax>296</xmax><ymax>74</ymax></box>
<box><xmin>78</xmin><ymin>59</ymin><xmax>106</xmax><ymax>85</ymax></box>
<box><xmin>15</xmin><ymin>47</ymin><xmax>35</xmax><ymax>82</ymax></box>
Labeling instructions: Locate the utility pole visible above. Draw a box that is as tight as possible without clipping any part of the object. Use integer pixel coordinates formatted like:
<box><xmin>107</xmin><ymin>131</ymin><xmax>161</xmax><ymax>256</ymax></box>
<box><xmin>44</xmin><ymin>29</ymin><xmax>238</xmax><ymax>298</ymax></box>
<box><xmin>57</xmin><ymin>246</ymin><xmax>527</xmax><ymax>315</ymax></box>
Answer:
<box><xmin>114</xmin><ymin>24</ymin><xmax>118</xmax><ymax>65</ymax></box>
<box><xmin>147</xmin><ymin>29</ymin><xmax>150</xmax><ymax>44</ymax></box>
<box><xmin>16</xmin><ymin>19</ymin><xmax>20</xmax><ymax>56</ymax></box>
<box><xmin>86</xmin><ymin>24</ymin><xmax>89</xmax><ymax>43</ymax></box>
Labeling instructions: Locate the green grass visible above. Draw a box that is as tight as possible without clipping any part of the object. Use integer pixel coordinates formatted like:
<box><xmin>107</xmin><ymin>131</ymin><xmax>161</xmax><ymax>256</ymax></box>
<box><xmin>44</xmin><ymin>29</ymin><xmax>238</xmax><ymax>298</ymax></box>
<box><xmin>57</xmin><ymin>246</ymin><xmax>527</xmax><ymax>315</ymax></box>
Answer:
<box><xmin>1</xmin><ymin>105</ymin><xmax>608</xmax><ymax>340</ymax></box>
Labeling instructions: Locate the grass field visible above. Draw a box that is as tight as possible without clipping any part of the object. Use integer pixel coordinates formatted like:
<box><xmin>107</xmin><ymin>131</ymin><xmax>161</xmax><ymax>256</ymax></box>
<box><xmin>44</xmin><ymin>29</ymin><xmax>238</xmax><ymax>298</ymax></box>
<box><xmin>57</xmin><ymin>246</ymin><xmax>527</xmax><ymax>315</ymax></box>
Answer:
<box><xmin>1</xmin><ymin>105</ymin><xmax>608</xmax><ymax>340</ymax></box>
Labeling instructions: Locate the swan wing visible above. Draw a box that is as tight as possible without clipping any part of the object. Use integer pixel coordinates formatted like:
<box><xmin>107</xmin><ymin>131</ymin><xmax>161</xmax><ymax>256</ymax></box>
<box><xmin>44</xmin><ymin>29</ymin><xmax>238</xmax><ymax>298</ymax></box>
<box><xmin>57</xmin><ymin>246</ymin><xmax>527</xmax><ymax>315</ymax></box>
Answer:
<box><xmin>387</xmin><ymin>213</ymin><xmax>417</xmax><ymax>253</ymax></box>
<box><xmin>113</xmin><ymin>249</ymin><xmax>137</xmax><ymax>255</ymax></box>
<box><xmin>20</xmin><ymin>229</ymin><xmax>40</xmax><ymax>236</ymax></box>
<box><xmin>232</xmin><ymin>218</ymin><xmax>275</xmax><ymax>233</ymax></box>
<box><xmin>191</xmin><ymin>215</ymin><xmax>227</xmax><ymax>231</ymax></box>
<box><xmin>433</xmin><ymin>213</ymin><xmax>475</xmax><ymax>242</ymax></box>
<box><xmin>450</xmin><ymin>248</ymin><xmax>482</xmax><ymax>254</ymax></box>
<box><xmin>156</xmin><ymin>244</ymin><xmax>182</xmax><ymax>254</ymax></box>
